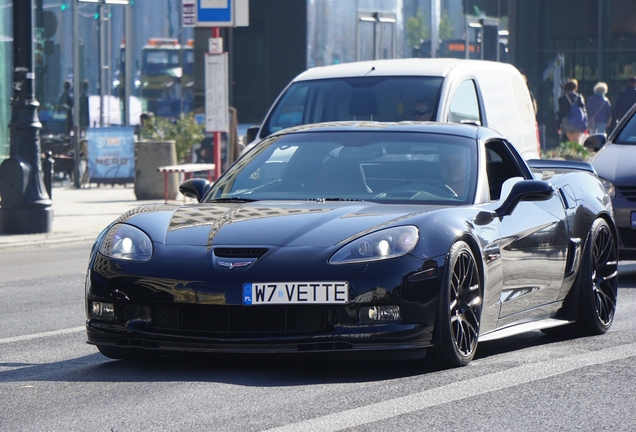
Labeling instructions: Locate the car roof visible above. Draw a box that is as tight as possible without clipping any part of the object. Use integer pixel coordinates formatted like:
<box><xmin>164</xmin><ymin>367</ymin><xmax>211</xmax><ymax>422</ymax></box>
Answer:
<box><xmin>270</xmin><ymin>121</ymin><xmax>503</xmax><ymax>141</ymax></box>
<box><xmin>293</xmin><ymin>58</ymin><xmax>519</xmax><ymax>81</ymax></box>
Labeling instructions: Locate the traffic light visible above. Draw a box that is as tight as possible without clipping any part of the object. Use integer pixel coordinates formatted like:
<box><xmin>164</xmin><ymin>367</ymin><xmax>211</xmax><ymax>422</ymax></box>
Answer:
<box><xmin>60</xmin><ymin>3</ymin><xmax>68</xmax><ymax>11</ymax></box>
<box><xmin>94</xmin><ymin>12</ymin><xmax>99</xmax><ymax>19</ymax></box>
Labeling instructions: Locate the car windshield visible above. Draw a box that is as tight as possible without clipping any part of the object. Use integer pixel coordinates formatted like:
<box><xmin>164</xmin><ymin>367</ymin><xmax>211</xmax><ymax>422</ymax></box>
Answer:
<box><xmin>262</xmin><ymin>77</ymin><xmax>444</xmax><ymax>136</ymax></box>
<box><xmin>142</xmin><ymin>49</ymin><xmax>180</xmax><ymax>75</ymax></box>
<box><xmin>615</xmin><ymin>110</ymin><xmax>636</xmax><ymax>144</ymax></box>
<box><xmin>206</xmin><ymin>130</ymin><xmax>477</xmax><ymax>205</ymax></box>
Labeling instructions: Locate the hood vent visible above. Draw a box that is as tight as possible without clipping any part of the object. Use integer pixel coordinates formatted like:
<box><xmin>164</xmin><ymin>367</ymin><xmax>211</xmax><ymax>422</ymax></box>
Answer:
<box><xmin>214</xmin><ymin>248</ymin><xmax>268</xmax><ymax>258</ymax></box>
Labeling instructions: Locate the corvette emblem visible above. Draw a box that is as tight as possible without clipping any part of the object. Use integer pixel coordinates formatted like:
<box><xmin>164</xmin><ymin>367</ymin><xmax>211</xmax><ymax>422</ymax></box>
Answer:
<box><xmin>218</xmin><ymin>261</ymin><xmax>252</xmax><ymax>269</ymax></box>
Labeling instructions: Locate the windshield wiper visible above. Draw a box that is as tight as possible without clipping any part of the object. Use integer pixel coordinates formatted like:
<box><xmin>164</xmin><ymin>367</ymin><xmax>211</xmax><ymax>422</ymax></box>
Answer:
<box><xmin>209</xmin><ymin>197</ymin><xmax>257</xmax><ymax>203</ymax></box>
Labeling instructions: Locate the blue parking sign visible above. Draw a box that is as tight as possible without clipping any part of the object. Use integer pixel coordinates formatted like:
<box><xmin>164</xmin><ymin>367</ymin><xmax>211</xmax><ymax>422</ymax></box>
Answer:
<box><xmin>196</xmin><ymin>0</ymin><xmax>248</xmax><ymax>27</ymax></box>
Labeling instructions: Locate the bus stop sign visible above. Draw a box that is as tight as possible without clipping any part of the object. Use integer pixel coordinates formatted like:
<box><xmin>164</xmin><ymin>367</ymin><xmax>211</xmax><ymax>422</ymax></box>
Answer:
<box><xmin>196</xmin><ymin>0</ymin><xmax>249</xmax><ymax>27</ymax></box>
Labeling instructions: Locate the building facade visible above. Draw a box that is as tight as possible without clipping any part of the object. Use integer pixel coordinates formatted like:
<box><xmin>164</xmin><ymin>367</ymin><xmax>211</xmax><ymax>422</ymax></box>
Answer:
<box><xmin>1</xmin><ymin>0</ymin><xmax>636</xmax><ymax>159</ymax></box>
<box><xmin>510</xmin><ymin>0</ymin><xmax>636</xmax><ymax>146</ymax></box>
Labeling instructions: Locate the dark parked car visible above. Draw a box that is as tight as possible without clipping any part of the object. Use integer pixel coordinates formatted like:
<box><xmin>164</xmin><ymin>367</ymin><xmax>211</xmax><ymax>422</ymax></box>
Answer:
<box><xmin>585</xmin><ymin>102</ymin><xmax>636</xmax><ymax>260</ymax></box>
<box><xmin>86</xmin><ymin>122</ymin><xmax>618</xmax><ymax>368</ymax></box>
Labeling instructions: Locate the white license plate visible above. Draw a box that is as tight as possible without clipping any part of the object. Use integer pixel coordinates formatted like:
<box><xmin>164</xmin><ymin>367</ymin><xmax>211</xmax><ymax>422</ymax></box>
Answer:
<box><xmin>242</xmin><ymin>282</ymin><xmax>349</xmax><ymax>305</ymax></box>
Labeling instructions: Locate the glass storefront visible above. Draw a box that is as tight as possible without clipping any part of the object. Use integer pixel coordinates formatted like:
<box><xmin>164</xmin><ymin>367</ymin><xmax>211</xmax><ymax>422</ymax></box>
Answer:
<box><xmin>534</xmin><ymin>0</ymin><xmax>636</xmax><ymax>146</ymax></box>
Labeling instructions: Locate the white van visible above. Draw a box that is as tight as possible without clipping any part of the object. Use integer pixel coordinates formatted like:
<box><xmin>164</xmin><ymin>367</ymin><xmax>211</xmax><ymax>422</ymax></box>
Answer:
<box><xmin>245</xmin><ymin>58</ymin><xmax>540</xmax><ymax>160</ymax></box>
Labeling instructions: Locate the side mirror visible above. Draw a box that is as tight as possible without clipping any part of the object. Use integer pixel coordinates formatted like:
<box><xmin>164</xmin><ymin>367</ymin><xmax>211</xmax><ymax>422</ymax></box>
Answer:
<box><xmin>245</xmin><ymin>126</ymin><xmax>260</xmax><ymax>145</ymax></box>
<box><xmin>179</xmin><ymin>178</ymin><xmax>211</xmax><ymax>202</ymax></box>
<box><xmin>495</xmin><ymin>180</ymin><xmax>554</xmax><ymax>217</ymax></box>
<box><xmin>583</xmin><ymin>133</ymin><xmax>607</xmax><ymax>152</ymax></box>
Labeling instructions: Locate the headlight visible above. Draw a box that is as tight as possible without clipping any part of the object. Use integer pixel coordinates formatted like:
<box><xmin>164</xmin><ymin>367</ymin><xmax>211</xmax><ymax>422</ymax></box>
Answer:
<box><xmin>599</xmin><ymin>177</ymin><xmax>615</xmax><ymax>199</ymax></box>
<box><xmin>99</xmin><ymin>224</ymin><xmax>153</xmax><ymax>261</ymax></box>
<box><xmin>330</xmin><ymin>226</ymin><xmax>419</xmax><ymax>264</ymax></box>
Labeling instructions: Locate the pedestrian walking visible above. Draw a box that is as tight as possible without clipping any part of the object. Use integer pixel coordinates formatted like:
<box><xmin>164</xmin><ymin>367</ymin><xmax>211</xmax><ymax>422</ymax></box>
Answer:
<box><xmin>586</xmin><ymin>81</ymin><xmax>613</xmax><ymax>135</ymax></box>
<box><xmin>614</xmin><ymin>76</ymin><xmax>636</xmax><ymax>123</ymax></box>
<box><xmin>557</xmin><ymin>79</ymin><xmax>587</xmax><ymax>144</ymax></box>
<box><xmin>79</xmin><ymin>80</ymin><xmax>90</xmax><ymax>137</ymax></box>
<box><xmin>56</xmin><ymin>80</ymin><xmax>74</xmax><ymax>136</ymax></box>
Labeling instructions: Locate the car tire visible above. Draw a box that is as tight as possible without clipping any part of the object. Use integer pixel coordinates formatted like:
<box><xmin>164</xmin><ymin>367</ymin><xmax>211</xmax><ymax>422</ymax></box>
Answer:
<box><xmin>429</xmin><ymin>241</ymin><xmax>482</xmax><ymax>368</ymax></box>
<box><xmin>573</xmin><ymin>218</ymin><xmax>618</xmax><ymax>336</ymax></box>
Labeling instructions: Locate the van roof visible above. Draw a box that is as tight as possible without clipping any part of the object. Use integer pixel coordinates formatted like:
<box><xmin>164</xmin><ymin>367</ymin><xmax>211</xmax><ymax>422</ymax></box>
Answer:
<box><xmin>294</xmin><ymin>58</ymin><xmax>518</xmax><ymax>81</ymax></box>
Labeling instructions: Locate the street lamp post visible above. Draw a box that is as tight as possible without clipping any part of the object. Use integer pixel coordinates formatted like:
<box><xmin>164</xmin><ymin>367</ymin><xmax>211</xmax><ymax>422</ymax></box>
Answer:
<box><xmin>0</xmin><ymin>0</ymin><xmax>53</xmax><ymax>234</ymax></box>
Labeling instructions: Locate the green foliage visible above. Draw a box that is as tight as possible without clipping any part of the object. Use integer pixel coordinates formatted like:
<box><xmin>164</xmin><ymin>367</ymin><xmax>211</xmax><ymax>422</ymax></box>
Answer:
<box><xmin>140</xmin><ymin>113</ymin><xmax>205</xmax><ymax>163</ymax></box>
<box><xmin>438</xmin><ymin>9</ymin><xmax>454</xmax><ymax>41</ymax></box>
<box><xmin>406</xmin><ymin>9</ymin><xmax>430</xmax><ymax>50</ymax></box>
<box><xmin>541</xmin><ymin>141</ymin><xmax>591</xmax><ymax>161</ymax></box>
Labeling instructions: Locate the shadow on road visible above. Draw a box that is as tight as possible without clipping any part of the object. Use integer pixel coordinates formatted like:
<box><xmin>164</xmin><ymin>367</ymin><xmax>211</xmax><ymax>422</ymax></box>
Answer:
<box><xmin>0</xmin><ymin>330</ymin><xmax>576</xmax><ymax>387</ymax></box>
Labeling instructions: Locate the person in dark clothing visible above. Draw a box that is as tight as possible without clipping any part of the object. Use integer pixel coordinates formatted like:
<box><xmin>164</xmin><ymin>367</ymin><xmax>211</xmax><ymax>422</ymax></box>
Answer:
<box><xmin>614</xmin><ymin>77</ymin><xmax>636</xmax><ymax>122</ymax></box>
<box><xmin>557</xmin><ymin>79</ymin><xmax>587</xmax><ymax>143</ymax></box>
<box><xmin>56</xmin><ymin>80</ymin><xmax>74</xmax><ymax>136</ymax></box>
<box><xmin>586</xmin><ymin>82</ymin><xmax>613</xmax><ymax>134</ymax></box>
<box><xmin>79</xmin><ymin>80</ymin><xmax>90</xmax><ymax>137</ymax></box>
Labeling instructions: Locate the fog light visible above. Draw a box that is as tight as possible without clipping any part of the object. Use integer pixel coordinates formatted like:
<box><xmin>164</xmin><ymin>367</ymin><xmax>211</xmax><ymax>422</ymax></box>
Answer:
<box><xmin>359</xmin><ymin>305</ymin><xmax>401</xmax><ymax>324</ymax></box>
<box><xmin>91</xmin><ymin>301</ymin><xmax>115</xmax><ymax>320</ymax></box>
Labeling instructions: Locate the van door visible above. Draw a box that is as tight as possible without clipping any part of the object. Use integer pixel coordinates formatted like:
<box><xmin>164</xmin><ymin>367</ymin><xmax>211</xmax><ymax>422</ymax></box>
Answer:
<box><xmin>446</xmin><ymin>79</ymin><xmax>482</xmax><ymax>126</ymax></box>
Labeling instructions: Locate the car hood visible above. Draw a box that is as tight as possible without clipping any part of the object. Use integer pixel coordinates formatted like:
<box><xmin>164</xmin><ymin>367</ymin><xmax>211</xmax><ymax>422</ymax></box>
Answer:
<box><xmin>117</xmin><ymin>201</ymin><xmax>443</xmax><ymax>247</ymax></box>
<box><xmin>590</xmin><ymin>143</ymin><xmax>636</xmax><ymax>185</ymax></box>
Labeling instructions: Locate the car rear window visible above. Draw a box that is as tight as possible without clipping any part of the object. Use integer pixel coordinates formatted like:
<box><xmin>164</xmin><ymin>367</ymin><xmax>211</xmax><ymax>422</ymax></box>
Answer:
<box><xmin>262</xmin><ymin>77</ymin><xmax>444</xmax><ymax>136</ymax></box>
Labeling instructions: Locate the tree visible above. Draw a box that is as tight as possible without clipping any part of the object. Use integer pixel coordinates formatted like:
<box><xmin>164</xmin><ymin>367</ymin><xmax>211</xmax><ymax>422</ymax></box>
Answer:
<box><xmin>140</xmin><ymin>113</ymin><xmax>205</xmax><ymax>163</ymax></box>
<box><xmin>438</xmin><ymin>9</ymin><xmax>454</xmax><ymax>41</ymax></box>
<box><xmin>406</xmin><ymin>9</ymin><xmax>430</xmax><ymax>51</ymax></box>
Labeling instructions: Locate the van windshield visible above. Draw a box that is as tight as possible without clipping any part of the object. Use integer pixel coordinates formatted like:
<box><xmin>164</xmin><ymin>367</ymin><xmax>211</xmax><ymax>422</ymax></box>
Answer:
<box><xmin>261</xmin><ymin>76</ymin><xmax>444</xmax><ymax>137</ymax></box>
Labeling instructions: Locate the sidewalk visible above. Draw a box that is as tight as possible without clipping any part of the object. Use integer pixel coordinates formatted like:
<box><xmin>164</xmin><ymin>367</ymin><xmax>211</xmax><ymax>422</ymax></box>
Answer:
<box><xmin>0</xmin><ymin>182</ymin><xmax>177</xmax><ymax>249</ymax></box>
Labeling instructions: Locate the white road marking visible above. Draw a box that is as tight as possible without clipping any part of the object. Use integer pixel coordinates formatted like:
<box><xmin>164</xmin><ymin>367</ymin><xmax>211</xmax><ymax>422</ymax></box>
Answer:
<box><xmin>0</xmin><ymin>326</ymin><xmax>85</xmax><ymax>345</ymax></box>
<box><xmin>265</xmin><ymin>342</ymin><xmax>636</xmax><ymax>432</ymax></box>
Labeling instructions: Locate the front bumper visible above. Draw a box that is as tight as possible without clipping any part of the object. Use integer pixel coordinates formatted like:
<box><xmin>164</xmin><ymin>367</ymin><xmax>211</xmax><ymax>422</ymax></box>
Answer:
<box><xmin>86</xmin><ymin>245</ymin><xmax>446</xmax><ymax>356</ymax></box>
<box><xmin>86</xmin><ymin>317</ymin><xmax>433</xmax><ymax>356</ymax></box>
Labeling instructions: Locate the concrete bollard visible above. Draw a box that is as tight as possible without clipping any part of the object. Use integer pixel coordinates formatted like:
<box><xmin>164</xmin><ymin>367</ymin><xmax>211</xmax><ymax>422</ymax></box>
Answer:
<box><xmin>134</xmin><ymin>140</ymin><xmax>179</xmax><ymax>200</ymax></box>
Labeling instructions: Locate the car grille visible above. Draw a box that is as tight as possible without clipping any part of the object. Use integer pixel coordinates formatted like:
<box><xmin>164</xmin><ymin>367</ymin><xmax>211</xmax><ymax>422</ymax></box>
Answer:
<box><xmin>151</xmin><ymin>304</ymin><xmax>326</xmax><ymax>334</ymax></box>
<box><xmin>618</xmin><ymin>228</ymin><xmax>636</xmax><ymax>248</ymax></box>
<box><xmin>617</xmin><ymin>186</ymin><xmax>636</xmax><ymax>202</ymax></box>
<box><xmin>214</xmin><ymin>248</ymin><xmax>268</xmax><ymax>258</ymax></box>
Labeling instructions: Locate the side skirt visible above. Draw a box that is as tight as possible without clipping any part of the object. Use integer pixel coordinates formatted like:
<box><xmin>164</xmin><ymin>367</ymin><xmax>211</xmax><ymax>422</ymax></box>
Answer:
<box><xmin>478</xmin><ymin>317</ymin><xmax>574</xmax><ymax>342</ymax></box>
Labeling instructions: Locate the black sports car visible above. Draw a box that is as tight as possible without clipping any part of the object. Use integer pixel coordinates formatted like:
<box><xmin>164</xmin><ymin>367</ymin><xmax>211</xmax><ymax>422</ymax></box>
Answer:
<box><xmin>85</xmin><ymin>122</ymin><xmax>618</xmax><ymax>367</ymax></box>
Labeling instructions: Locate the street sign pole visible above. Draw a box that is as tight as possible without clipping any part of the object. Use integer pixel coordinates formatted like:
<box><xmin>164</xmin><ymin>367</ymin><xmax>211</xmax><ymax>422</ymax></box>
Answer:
<box><xmin>204</xmin><ymin>27</ymin><xmax>228</xmax><ymax>180</ymax></box>
<box><xmin>197</xmin><ymin>0</ymin><xmax>248</xmax><ymax>180</ymax></box>
<box><xmin>73</xmin><ymin>0</ymin><xmax>81</xmax><ymax>188</ymax></box>
<box><xmin>212</xmin><ymin>27</ymin><xmax>222</xmax><ymax>180</ymax></box>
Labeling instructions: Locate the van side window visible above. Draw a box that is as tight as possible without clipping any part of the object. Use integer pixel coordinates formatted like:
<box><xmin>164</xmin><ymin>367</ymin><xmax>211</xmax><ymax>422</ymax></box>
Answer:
<box><xmin>447</xmin><ymin>80</ymin><xmax>481</xmax><ymax>125</ymax></box>
<box><xmin>269</xmin><ymin>85</ymin><xmax>310</xmax><ymax>133</ymax></box>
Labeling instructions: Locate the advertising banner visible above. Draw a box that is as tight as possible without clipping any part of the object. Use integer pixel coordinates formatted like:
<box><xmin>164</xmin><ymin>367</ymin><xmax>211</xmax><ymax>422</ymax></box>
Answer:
<box><xmin>86</xmin><ymin>127</ymin><xmax>135</xmax><ymax>184</ymax></box>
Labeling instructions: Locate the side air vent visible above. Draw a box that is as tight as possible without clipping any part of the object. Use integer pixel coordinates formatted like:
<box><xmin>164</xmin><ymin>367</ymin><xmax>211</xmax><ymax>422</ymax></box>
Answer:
<box><xmin>214</xmin><ymin>248</ymin><xmax>268</xmax><ymax>258</ymax></box>
<box><xmin>617</xmin><ymin>186</ymin><xmax>636</xmax><ymax>202</ymax></box>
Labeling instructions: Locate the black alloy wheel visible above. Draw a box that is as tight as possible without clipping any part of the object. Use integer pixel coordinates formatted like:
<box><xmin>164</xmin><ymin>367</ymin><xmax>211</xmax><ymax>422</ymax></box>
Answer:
<box><xmin>430</xmin><ymin>241</ymin><xmax>483</xmax><ymax>368</ymax></box>
<box><xmin>575</xmin><ymin>218</ymin><xmax>618</xmax><ymax>335</ymax></box>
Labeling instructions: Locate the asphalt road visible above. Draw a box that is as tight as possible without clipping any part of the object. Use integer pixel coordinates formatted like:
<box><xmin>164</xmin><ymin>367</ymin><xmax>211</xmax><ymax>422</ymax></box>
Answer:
<box><xmin>1</xmin><ymin>241</ymin><xmax>635</xmax><ymax>431</ymax></box>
